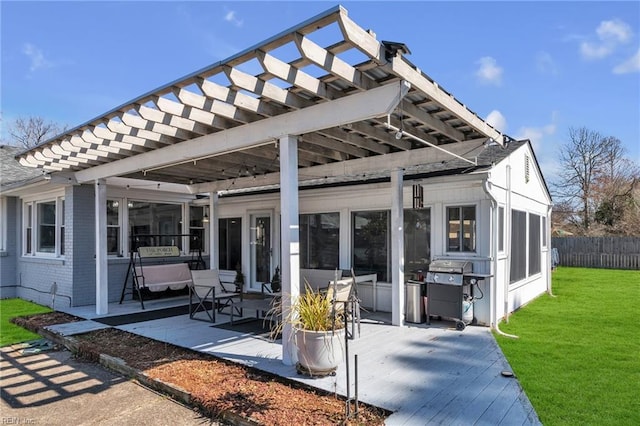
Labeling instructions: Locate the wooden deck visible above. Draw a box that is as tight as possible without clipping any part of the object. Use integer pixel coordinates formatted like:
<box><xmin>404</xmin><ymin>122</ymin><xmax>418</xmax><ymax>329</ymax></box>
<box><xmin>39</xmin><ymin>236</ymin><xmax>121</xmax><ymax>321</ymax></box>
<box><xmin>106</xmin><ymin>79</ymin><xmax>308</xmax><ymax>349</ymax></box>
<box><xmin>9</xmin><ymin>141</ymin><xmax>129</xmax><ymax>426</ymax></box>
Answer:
<box><xmin>57</xmin><ymin>298</ymin><xmax>540</xmax><ymax>425</ymax></box>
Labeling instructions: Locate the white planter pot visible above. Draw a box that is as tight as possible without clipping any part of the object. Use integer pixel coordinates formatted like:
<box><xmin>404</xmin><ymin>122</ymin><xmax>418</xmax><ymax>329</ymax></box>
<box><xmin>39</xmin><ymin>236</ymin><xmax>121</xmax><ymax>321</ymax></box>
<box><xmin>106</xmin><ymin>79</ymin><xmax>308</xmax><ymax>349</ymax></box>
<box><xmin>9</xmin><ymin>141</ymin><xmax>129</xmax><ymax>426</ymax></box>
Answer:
<box><xmin>294</xmin><ymin>328</ymin><xmax>345</xmax><ymax>375</ymax></box>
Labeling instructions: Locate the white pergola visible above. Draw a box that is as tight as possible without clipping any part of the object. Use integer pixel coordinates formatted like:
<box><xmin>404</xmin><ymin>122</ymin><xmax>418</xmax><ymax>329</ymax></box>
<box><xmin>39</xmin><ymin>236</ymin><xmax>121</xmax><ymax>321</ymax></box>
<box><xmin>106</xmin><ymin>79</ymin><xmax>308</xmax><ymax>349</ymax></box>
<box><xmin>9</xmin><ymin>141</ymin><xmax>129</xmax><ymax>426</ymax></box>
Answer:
<box><xmin>16</xmin><ymin>5</ymin><xmax>504</xmax><ymax>365</ymax></box>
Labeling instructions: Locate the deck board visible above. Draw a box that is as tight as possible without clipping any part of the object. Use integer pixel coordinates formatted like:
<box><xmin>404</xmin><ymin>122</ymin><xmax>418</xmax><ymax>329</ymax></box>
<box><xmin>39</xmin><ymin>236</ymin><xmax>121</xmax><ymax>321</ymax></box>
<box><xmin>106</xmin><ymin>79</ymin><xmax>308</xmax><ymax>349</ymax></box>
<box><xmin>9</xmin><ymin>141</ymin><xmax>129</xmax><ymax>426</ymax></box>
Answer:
<box><xmin>59</xmin><ymin>298</ymin><xmax>541</xmax><ymax>425</ymax></box>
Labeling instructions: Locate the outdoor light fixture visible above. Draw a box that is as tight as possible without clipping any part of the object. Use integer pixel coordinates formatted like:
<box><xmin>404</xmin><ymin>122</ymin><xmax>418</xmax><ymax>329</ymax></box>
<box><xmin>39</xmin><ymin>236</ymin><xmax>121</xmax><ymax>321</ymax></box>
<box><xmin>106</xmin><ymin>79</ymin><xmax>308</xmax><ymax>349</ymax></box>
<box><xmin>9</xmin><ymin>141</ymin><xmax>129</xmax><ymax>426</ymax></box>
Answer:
<box><xmin>395</xmin><ymin>130</ymin><xmax>403</xmax><ymax>140</ymax></box>
<box><xmin>202</xmin><ymin>207</ymin><xmax>210</xmax><ymax>223</ymax></box>
<box><xmin>483</xmin><ymin>138</ymin><xmax>499</xmax><ymax>148</ymax></box>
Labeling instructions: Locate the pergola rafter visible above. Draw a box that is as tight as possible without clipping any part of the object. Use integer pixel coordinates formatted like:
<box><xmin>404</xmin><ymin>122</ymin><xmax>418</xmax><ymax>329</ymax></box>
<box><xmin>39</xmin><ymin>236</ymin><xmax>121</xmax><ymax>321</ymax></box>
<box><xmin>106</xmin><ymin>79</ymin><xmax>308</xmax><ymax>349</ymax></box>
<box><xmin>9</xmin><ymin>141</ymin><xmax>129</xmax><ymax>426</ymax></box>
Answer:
<box><xmin>15</xmin><ymin>5</ymin><xmax>504</xmax><ymax>188</ymax></box>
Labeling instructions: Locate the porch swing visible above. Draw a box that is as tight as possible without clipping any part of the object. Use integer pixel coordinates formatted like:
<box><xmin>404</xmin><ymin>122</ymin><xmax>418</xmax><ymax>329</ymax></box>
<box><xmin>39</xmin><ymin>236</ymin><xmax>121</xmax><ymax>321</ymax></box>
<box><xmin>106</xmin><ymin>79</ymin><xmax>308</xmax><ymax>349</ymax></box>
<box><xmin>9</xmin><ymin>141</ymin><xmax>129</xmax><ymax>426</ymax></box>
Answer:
<box><xmin>119</xmin><ymin>233</ymin><xmax>205</xmax><ymax>309</ymax></box>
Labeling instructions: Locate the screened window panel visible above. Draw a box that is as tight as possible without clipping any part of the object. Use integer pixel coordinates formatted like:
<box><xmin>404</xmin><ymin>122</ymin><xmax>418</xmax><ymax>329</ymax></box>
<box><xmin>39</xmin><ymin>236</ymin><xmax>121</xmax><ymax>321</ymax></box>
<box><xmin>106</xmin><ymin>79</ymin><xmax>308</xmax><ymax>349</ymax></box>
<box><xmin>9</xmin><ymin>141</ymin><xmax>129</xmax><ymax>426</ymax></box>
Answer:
<box><xmin>529</xmin><ymin>214</ymin><xmax>541</xmax><ymax>276</ymax></box>
<box><xmin>404</xmin><ymin>208</ymin><xmax>431</xmax><ymax>275</ymax></box>
<box><xmin>128</xmin><ymin>201</ymin><xmax>182</xmax><ymax>249</ymax></box>
<box><xmin>510</xmin><ymin>210</ymin><xmax>527</xmax><ymax>283</ymax></box>
<box><xmin>219</xmin><ymin>218</ymin><xmax>242</xmax><ymax>270</ymax></box>
<box><xmin>300</xmin><ymin>213</ymin><xmax>339</xmax><ymax>269</ymax></box>
<box><xmin>352</xmin><ymin>210</ymin><xmax>389</xmax><ymax>281</ymax></box>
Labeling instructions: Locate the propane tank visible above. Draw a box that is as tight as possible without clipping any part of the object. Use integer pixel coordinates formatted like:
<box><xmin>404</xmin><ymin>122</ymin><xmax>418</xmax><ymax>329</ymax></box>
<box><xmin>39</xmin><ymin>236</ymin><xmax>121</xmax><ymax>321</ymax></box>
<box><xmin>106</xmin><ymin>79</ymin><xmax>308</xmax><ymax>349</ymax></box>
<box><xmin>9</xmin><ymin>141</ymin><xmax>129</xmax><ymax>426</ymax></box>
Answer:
<box><xmin>462</xmin><ymin>293</ymin><xmax>474</xmax><ymax>324</ymax></box>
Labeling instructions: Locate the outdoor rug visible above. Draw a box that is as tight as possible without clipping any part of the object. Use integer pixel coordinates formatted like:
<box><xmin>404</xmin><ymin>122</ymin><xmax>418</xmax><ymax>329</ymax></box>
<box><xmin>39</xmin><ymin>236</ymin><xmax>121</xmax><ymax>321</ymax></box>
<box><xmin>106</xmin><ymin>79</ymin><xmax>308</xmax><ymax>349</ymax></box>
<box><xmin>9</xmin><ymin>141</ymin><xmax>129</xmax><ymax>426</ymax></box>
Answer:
<box><xmin>94</xmin><ymin>305</ymin><xmax>190</xmax><ymax>326</ymax></box>
<box><xmin>212</xmin><ymin>318</ymin><xmax>280</xmax><ymax>339</ymax></box>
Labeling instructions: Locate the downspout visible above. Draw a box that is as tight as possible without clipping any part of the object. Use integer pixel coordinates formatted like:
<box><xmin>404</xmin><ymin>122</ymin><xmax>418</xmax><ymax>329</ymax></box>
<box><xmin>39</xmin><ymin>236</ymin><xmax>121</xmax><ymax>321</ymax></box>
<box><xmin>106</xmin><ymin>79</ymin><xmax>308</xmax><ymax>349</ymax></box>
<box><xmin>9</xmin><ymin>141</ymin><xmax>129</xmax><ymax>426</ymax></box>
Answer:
<box><xmin>504</xmin><ymin>164</ymin><xmax>512</xmax><ymax>324</ymax></box>
<box><xmin>483</xmin><ymin>177</ymin><xmax>518</xmax><ymax>339</ymax></box>
<box><xmin>546</xmin><ymin>204</ymin><xmax>555</xmax><ymax>297</ymax></box>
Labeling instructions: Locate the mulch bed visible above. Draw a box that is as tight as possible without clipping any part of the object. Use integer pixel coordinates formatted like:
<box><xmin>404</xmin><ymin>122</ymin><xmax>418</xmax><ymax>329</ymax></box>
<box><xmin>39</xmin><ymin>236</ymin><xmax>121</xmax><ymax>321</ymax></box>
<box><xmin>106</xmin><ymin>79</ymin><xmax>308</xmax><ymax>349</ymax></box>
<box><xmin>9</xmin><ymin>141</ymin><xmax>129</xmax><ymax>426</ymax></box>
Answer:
<box><xmin>11</xmin><ymin>312</ymin><xmax>389</xmax><ymax>425</ymax></box>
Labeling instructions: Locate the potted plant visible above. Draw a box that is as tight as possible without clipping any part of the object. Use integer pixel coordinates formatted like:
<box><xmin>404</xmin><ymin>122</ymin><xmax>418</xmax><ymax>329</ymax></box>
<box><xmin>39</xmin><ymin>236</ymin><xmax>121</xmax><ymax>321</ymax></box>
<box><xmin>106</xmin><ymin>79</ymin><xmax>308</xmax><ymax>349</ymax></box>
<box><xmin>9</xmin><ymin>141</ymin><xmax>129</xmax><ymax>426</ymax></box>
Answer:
<box><xmin>270</xmin><ymin>266</ymin><xmax>281</xmax><ymax>293</ymax></box>
<box><xmin>234</xmin><ymin>263</ymin><xmax>245</xmax><ymax>293</ymax></box>
<box><xmin>270</xmin><ymin>281</ymin><xmax>344</xmax><ymax>376</ymax></box>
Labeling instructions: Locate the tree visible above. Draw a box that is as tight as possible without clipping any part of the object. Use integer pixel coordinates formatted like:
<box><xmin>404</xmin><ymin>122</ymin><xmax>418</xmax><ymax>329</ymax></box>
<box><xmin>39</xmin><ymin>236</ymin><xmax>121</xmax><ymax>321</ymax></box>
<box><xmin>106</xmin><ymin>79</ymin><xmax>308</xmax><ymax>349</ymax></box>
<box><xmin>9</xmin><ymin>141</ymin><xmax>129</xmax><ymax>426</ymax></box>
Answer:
<box><xmin>5</xmin><ymin>116</ymin><xmax>66</xmax><ymax>149</ymax></box>
<box><xmin>552</xmin><ymin>127</ymin><xmax>640</xmax><ymax>235</ymax></box>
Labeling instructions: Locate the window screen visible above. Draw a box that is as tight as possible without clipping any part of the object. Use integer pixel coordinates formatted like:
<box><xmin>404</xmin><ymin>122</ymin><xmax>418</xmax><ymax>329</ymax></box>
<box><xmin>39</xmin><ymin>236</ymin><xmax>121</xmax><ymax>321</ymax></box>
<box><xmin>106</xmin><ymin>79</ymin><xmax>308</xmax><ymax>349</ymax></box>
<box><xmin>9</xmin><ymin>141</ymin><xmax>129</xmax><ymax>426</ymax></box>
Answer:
<box><xmin>529</xmin><ymin>214</ymin><xmax>541</xmax><ymax>276</ymax></box>
<box><xmin>510</xmin><ymin>209</ymin><xmax>527</xmax><ymax>283</ymax></box>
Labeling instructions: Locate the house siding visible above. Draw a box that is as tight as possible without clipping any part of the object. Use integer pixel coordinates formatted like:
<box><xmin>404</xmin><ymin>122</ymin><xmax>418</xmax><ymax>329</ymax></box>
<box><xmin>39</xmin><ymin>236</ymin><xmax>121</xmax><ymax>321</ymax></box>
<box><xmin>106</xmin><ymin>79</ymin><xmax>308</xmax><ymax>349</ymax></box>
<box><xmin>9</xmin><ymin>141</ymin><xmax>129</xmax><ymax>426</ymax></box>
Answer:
<box><xmin>69</xmin><ymin>184</ymin><xmax>97</xmax><ymax>306</ymax></box>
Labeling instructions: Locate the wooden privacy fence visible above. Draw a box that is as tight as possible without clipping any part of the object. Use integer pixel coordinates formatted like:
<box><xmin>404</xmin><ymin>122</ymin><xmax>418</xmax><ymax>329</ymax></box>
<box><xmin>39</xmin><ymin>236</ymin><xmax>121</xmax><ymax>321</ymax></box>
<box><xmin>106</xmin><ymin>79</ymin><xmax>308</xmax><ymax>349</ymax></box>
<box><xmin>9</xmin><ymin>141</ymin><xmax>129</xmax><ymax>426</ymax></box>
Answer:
<box><xmin>552</xmin><ymin>237</ymin><xmax>640</xmax><ymax>270</ymax></box>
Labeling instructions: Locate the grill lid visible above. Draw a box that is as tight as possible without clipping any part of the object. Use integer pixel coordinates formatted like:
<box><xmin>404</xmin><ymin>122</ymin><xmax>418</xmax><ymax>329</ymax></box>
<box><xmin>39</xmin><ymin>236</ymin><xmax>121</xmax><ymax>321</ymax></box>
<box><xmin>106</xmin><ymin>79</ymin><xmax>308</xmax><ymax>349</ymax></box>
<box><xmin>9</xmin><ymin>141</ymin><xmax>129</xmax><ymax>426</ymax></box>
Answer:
<box><xmin>428</xmin><ymin>259</ymin><xmax>473</xmax><ymax>274</ymax></box>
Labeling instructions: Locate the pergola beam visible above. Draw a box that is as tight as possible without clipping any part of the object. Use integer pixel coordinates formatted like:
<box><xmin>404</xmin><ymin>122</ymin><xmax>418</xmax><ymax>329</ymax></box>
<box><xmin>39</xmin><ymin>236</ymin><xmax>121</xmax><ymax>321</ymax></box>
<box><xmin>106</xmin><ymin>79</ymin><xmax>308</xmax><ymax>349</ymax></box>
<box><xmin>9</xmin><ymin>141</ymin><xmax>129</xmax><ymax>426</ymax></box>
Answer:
<box><xmin>74</xmin><ymin>80</ymin><xmax>409</xmax><ymax>183</ymax></box>
<box><xmin>193</xmin><ymin>138</ymin><xmax>485</xmax><ymax>193</ymax></box>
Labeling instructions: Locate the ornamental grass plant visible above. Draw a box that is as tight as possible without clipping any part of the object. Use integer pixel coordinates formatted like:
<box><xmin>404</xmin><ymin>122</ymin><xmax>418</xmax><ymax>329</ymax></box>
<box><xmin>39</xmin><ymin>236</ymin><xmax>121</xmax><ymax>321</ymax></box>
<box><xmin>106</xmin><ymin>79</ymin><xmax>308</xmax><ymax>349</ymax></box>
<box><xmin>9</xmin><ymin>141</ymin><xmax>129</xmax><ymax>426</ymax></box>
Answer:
<box><xmin>269</xmin><ymin>280</ymin><xmax>344</xmax><ymax>339</ymax></box>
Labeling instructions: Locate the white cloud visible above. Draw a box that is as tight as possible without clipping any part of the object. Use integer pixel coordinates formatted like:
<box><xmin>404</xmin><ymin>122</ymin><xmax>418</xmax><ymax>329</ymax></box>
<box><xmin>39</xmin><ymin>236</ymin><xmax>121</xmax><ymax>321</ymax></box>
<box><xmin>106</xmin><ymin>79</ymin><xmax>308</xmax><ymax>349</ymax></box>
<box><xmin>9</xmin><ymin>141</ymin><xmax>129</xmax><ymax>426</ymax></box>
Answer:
<box><xmin>224</xmin><ymin>10</ymin><xmax>243</xmax><ymax>27</ymax></box>
<box><xmin>514</xmin><ymin>113</ymin><xmax>558</xmax><ymax>152</ymax></box>
<box><xmin>22</xmin><ymin>43</ymin><xmax>53</xmax><ymax>72</ymax></box>
<box><xmin>580</xmin><ymin>42</ymin><xmax>613</xmax><ymax>60</ymax></box>
<box><xmin>475</xmin><ymin>56</ymin><xmax>503</xmax><ymax>86</ymax></box>
<box><xmin>485</xmin><ymin>110</ymin><xmax>507</xmax><ymax>133</ymax></box>
<box><xmin>597</xmin><ymin>19</ymin><xmax>632</xmax><ymax>43</ymax></box>
<box><xmin>536</xmin><ymin>51</ymin><xmax>558</xmax><ymax>75</ymax></box>
<box><xmin>613</xmin><ymin>48</ymin><xmax>640</xmax><ymax>74</ymax></box>
<box><xmin>579</xmin><ymin>18</ymin><xmax>633</xmax><ymax>60</ymax></box>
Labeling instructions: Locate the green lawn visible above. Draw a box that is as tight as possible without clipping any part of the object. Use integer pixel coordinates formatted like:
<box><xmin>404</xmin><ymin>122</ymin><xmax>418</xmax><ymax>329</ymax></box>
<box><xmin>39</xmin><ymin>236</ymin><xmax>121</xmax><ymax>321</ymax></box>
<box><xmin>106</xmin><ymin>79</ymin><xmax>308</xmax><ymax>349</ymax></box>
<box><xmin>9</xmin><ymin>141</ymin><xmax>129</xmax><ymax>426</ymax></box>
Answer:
<box><xmin>0</xmin><ymin>298</ymin><xmax>52</xmax><ymax>346</ymax></box>
<box><xmin>495</xmin><ymin>267</ymin><xmax>640</xmax><ymax>425</ymax></box>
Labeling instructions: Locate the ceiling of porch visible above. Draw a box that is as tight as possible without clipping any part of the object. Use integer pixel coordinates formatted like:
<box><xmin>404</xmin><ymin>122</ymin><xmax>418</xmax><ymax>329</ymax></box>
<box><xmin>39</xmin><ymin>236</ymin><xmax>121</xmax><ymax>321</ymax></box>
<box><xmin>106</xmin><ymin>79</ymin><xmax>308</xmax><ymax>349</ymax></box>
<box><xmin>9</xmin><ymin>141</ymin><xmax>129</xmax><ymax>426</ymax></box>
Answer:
<box><xmin>17</xmin><ymin>5</ymin><xmax>506</xmax><ymax>193</ymax></box>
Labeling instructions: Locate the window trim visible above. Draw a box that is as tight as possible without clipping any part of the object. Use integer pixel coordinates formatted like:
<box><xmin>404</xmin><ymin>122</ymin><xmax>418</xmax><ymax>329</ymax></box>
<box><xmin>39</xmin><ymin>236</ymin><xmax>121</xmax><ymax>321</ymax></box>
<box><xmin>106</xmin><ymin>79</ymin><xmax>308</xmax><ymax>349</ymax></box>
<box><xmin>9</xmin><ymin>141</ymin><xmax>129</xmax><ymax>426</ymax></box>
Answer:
<box><xmin>351</xmin><ymin>209</ymin><xmax>391</xmax><ymax>282</ymax></box>
<box><xmin>188</xmin><ymin>205</ymin><xmax>208</xmax><ymax>256</ymax></box>
<box><xmin>218</xmin><ymin>216</ymin><xmax>242</xmax><ymax>271</ymax></box>
<box><xmin>23</xmin><ymin>202</ymin><xmax>33</xmax><ymax>255</ymax></box>
<box><xmin>299</xmin><ymin>211</ymin><xmax>340</xmax><ymax>270</ymax></box>
<box><xmin>107</xmin><ymin>199</ymin><xmax>123</xmax><ymax>257</ymax></box>
<box><xmin>22</xmin><ymin>196</ymin><xmax>65</xmax><ymax>258</ymax></box>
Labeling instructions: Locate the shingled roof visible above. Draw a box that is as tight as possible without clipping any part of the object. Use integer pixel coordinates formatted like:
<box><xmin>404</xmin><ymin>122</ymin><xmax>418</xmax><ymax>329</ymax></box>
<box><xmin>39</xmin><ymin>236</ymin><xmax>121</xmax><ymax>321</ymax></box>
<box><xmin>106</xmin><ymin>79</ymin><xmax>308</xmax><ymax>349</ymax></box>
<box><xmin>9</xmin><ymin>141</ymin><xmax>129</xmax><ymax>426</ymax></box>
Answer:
<box><xmin>1</xmin><ymin>145</ymin><xmax>44</xmax><ymax>190</ymax></box>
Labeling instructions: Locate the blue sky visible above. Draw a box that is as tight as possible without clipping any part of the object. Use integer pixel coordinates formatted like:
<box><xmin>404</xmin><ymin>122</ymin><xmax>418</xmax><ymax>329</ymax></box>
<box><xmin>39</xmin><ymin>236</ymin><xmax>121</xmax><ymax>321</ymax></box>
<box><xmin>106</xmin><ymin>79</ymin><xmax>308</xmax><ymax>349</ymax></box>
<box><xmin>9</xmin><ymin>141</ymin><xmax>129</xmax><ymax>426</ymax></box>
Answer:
<box><xmin>2</xmin><ymin>1</ymin><xmax>639</xmax><ymax>184</ymax></box>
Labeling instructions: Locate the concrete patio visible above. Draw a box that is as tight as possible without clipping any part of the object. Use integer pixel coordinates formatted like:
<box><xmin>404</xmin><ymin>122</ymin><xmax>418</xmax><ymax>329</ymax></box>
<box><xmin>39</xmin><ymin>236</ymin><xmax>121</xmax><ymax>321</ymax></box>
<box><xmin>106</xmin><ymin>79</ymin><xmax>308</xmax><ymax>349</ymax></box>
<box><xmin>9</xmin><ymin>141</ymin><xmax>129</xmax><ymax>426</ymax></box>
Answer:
<box><xmin>54</xmin><ymin>297</ymin><xmax>540</xmax><ymax>425</ymax></box>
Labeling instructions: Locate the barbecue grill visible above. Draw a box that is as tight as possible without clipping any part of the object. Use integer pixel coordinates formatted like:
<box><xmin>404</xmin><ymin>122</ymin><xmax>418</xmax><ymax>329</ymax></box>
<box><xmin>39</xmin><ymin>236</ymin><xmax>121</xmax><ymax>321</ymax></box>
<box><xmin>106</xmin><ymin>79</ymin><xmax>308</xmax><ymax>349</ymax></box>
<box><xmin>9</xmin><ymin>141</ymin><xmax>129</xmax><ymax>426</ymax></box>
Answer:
<box><xmin>425</xmin><ymin>259</ymin><xmax>477</xmax><ymax>330</ymax></box>
<box><xmin>425</xmin><ymin>259</ymin><xmax>473</xmax><ymax>286</ymax></box>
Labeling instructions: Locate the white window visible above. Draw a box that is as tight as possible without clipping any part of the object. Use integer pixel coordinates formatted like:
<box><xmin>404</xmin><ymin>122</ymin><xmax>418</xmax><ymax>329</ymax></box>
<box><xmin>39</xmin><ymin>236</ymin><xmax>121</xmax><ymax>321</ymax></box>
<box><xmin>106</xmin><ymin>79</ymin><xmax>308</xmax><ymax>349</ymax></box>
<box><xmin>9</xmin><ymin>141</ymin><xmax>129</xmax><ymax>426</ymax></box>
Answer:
<box><xmin>447</xmin><ymin>205</ymin><xmax>476</xmax><ymax>253</ymax></box>
<box><xmin>107</xmin><ymin>199</ymin><xmax>121</xmax><ymax>256</ymax></box>
<box><xmin>24</xmin><ymin>197</ymin><xmax>65</xmax><ymax>257</ymax></box>
<box><xmin>59</xmin><ymin>199</ymin><xmax>65</xmax><ymax>256</ymax></box>
<box><xmin>24</xmin><ymin>202</ymin><xmax>33</xmax><ymax>255</ymax></box>
<box><xmin>189</xmin><ymin>205</ymin><xmax>207</xmax><ymax>254</ymax></box>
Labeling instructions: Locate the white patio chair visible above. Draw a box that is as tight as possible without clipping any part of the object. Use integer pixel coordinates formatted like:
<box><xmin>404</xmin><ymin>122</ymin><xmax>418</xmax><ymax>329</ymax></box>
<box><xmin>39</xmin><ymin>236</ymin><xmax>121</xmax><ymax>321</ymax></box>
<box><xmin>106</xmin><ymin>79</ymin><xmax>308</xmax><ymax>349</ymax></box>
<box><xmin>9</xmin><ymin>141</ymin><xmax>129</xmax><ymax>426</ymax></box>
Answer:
<box><xmin>327</xmin><ymin>274</ymin><xmax>360</xmax><ymax>339</ymax></box>
<box><xmin>189</xmin><ymin>269</ymin><xmax>241</xmax><ymax>322</ymax></box>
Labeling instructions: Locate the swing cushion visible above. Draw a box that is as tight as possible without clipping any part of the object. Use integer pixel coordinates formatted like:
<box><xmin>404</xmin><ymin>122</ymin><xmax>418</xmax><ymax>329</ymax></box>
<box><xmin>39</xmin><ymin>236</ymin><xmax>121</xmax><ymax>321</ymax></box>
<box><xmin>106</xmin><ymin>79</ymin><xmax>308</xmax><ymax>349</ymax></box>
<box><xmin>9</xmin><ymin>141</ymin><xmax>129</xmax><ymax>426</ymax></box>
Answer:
<box><xmin>135</xmin><ymin>263</ymin><xmax>192</xmax><ymax>292</ymax></box>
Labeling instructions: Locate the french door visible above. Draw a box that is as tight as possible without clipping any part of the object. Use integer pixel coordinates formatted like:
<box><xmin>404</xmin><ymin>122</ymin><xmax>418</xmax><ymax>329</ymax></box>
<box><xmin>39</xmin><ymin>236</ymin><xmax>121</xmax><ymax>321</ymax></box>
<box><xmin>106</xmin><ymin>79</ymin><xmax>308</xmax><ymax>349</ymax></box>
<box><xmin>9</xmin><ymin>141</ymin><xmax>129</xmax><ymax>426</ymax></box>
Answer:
<box><xmin>250</xmin><ymin>213</ymin><xmax>272</xmax><ymax>291</ymax></box>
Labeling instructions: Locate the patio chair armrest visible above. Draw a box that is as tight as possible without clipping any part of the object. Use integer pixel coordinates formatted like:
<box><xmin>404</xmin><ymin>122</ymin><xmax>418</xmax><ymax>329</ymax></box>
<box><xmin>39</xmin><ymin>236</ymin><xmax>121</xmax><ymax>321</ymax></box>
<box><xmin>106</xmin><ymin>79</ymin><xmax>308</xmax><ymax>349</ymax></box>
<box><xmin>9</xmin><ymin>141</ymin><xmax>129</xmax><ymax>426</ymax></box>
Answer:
<box><xmin>220</xmin><ymin>280</ymin><xmax>239</xmax><ymax>293</ymax></box>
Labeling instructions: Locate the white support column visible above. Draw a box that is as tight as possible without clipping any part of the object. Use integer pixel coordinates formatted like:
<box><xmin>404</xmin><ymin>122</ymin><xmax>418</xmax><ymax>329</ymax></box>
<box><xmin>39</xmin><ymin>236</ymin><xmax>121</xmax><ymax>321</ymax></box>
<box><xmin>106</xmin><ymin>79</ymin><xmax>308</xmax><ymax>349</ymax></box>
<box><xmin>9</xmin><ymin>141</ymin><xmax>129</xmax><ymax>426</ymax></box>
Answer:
<box><xmin>280</xmin><ymin>135</ymin><xmax>300</xmax><ymax>366</ymax></box>
<box><xmin>95</xmin><ymin>179</ymin><xmax>108</xmax><ymax>315</ymax></box>
<box><xmin>391</xmin><ymin>168</ymin><xmax>405</xmax><ymax>326</ymax></box>
<box><xmin>209</xmin><ymin>192</ymin><xmax>219</xmax><ymax>270</ymax></box>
